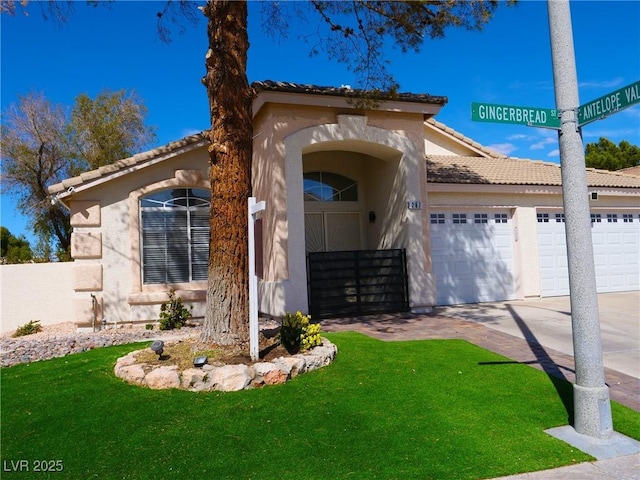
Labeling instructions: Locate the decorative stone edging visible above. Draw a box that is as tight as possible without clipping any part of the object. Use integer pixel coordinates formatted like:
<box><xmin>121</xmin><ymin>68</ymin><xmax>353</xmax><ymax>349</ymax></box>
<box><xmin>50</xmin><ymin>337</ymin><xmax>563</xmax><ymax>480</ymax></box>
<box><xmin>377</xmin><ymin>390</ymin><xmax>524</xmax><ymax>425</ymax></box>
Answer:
<box><xmin>114</xmin><ymin>338</ymin><xmax>337</xmax><ymax>392</ymax></box>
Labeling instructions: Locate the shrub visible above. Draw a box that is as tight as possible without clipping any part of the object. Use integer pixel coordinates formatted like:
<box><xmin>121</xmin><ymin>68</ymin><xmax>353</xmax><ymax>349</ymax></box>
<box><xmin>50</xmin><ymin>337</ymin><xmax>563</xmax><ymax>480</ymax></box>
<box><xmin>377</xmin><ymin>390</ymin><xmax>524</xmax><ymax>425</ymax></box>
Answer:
<box><xmin>280</xmin><ymin>311</ymin><xmax>321</xmax><ymax>354</ymax></box>
<box><xmin>13</xmin><ymin>320</ymin><xmax>42</xmax><ymax>337</ymax></box>
<box><xmin>301</xmin><ymin>322</ymin><xmax>322</xmax><ymax>351</ymax></box>
<box><xmin>159</xmin><ymin>289</ymin><xmax>192</xmax><ymax>331</ymax></box>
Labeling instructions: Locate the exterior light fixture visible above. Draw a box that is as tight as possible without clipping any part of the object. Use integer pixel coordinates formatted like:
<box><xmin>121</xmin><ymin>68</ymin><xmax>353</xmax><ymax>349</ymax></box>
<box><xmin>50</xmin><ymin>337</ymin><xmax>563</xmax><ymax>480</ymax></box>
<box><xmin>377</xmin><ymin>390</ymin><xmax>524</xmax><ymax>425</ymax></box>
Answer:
<box><xmin>368</xmin><ymin>211</ymin><xmax>376</xmax><ymax>223</ymax></box>
<box><xmin>193</xmin><ymin>356</ymin><xmax>208</xmax><ymax>368</ymax></box>
<box><xmin>150</xmin><ymin>340</ymin><xmax>164</xmax><ymax>359</ymax></box>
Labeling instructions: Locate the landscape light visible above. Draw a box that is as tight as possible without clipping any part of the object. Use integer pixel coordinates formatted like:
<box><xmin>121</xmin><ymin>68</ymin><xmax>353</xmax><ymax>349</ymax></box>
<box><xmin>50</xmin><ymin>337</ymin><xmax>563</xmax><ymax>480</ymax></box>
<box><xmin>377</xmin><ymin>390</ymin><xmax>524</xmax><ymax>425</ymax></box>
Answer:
<box><xmin>150</xmin><ymin>340</ymin><xmax>164</xmax><ymax>359</ymax></box>
<box><xmin>193</xmin><ymin>356</ymin><xmax>208</xmax><ymax>368</ymax></box>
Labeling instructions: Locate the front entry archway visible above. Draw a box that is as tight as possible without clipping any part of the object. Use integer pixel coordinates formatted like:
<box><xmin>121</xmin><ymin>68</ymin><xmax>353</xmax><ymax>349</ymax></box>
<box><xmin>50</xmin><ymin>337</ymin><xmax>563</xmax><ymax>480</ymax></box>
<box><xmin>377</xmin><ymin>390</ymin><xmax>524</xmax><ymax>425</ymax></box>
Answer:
<box><xmin>281</xmin><ymin>114</ymin><xmax>433</xmax><ymax>315</ymax></box>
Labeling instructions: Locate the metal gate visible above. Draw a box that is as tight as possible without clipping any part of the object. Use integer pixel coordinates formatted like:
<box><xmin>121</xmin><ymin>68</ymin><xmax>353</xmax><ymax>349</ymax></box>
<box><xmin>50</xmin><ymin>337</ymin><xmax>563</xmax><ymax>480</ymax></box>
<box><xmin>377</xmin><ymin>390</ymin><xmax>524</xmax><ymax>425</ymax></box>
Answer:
<box><xmin>307</xmin><ymin>249</ymin><xmax>409</xmax><ymax>318</ymax></box>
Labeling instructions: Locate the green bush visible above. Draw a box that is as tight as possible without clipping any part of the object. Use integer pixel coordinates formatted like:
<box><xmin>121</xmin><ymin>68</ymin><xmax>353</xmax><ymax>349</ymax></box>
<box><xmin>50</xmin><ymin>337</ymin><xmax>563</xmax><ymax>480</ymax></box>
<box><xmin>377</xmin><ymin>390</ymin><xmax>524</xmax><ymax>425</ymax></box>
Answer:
<box><xmin>280</xmin><ymin>311</ymin><xmax>321</xmax><ymax>354</ymax></box>
<box><xmin>159</xmin><ymin>289</ymin><xmax>192</xmax><ymax>331</ymax></box>
<box><xmin>13</xmin><ymin>320</ymin><xmax>42</xmax><ymax>337</ymax></box>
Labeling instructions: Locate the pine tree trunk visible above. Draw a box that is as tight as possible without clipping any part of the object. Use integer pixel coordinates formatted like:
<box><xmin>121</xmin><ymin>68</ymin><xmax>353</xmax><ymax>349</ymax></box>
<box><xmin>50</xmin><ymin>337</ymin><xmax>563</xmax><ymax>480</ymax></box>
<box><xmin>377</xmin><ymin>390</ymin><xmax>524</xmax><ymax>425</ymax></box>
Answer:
<box><xmin>201</xmin><ymin>0</ymin><xmax>253</xmax><ymax>346</ymax></box>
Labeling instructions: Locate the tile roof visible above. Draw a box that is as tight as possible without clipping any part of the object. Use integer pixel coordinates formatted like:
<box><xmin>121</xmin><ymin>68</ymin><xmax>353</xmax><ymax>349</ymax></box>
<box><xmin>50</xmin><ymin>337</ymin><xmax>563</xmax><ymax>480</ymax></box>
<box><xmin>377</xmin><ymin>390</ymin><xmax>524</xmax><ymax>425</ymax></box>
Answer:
<box><xmin>619</xmin><ymin>165</ymin><xmax>640</xmax><ymax>176</ymax></box>
<box><xmin>48</xmin><ymin>131</ymin><xmax>209</xmax><ymax>195</ymax></box>
<box><xmin>252</xmin><ymin>80</ymin><xmax>448</xmax><ymax>106</ymax></box>
<box><xmin>425</xmin><ymin>118</ymin><xmax>506</xmax><ymax>159</ymax></box>
<box><xmin>48</xmin><ymin>88</ymin><xmax>638</xmax><ymax>196</ymax></box>
<box><xmin>426</xmin><ymin>155</ymin><xmax>640</xmax><ymax>188</ymax></box>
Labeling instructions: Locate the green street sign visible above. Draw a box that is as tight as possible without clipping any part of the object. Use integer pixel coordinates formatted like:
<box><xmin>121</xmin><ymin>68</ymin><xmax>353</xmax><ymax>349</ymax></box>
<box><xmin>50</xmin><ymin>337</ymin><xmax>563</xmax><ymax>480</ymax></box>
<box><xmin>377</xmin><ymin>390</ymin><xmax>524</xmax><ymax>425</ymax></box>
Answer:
<box><xmin>471</xmin><ymin>102</ymin><xmax>561</xmax><ymax>129</ymax></box>
<box><xmin>578</xmin><ymin>80</ymin><xmax>640</xmax><ymax>126</ymax></box>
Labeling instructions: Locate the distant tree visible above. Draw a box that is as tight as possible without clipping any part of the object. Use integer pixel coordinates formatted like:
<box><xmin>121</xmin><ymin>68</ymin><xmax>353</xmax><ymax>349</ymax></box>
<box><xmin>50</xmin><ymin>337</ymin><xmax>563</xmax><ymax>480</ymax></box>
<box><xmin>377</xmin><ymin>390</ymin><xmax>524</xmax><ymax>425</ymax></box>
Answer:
<box><xmin>0</xmin><ymin>90</ymin><xmax>156</xmax><ymax>259</ymax></box>
<box><xmin>1</xmin><ymin>92</ymin><xmax>76</xmax><ymax>260</ymax></box>
<box><xmin>585</xmin><ymin>137</ymin><xmax>640</xmax><ymax>171</ymax></box>
<box><xmin>0</xmin><ymin>226</ymin><xmax>33</xmax><ymax>264</ymax></box>
<box><xmin>69</xmin><ymin>89</ymin><xmax>156</xmax><ymax>169</ymax></box>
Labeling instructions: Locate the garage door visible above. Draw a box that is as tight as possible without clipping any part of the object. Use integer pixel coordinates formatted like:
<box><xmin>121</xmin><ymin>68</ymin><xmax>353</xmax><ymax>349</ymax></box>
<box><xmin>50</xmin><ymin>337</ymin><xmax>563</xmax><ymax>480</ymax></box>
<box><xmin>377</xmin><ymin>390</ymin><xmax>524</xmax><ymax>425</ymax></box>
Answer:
<box><xmin>537</xmin><ymin>210</ymin><xmax>640</xmax><ymax>297</ymax></box>
<box><xmin>430</xmin><ymin>210</ymin><xmax>516</xmax><ymax>305</ymax></box>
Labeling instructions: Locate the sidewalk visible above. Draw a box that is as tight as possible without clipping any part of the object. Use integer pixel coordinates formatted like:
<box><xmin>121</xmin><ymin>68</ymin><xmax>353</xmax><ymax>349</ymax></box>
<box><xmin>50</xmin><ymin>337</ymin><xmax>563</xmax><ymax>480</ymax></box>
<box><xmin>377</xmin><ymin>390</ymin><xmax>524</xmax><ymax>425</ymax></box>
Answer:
<box><xmin>322</xmin><ymin>311</ymin><xmax>640</xmax><ymax>480</ymax></box>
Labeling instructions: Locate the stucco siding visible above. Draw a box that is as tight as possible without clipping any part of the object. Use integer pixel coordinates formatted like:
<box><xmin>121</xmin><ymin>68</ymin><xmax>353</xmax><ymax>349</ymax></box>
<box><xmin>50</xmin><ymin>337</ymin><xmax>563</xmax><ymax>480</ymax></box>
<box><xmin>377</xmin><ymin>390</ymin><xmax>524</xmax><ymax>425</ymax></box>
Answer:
<box><xmin>0</xmin><ymin>263</ymin><xmax>75</xmax><ymax>333</ymax></box>
<box><xmin>424</xmin><ymin>124</ymin><xmax>481</xmax><ymax>156</ymax></box>
<box><xmin>68</xmin><ymin>147</ymin><xmax>210</xmax><ymax>324</ymax></box>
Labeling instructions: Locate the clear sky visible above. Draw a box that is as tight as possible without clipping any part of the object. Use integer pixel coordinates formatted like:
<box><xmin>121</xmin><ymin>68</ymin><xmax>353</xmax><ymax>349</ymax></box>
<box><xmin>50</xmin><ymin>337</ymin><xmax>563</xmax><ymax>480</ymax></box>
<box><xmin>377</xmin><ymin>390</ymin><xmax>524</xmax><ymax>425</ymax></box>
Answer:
<box><xmin>1</xmin><ymin>0</ymin><xmax>639</xmax><ymax>245</ymax></box>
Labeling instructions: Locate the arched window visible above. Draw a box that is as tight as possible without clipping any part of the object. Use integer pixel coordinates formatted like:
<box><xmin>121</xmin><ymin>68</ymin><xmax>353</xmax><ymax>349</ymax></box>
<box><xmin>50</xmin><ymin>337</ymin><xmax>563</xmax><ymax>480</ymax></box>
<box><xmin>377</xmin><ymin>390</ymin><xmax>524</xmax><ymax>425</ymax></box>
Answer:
<box><xmin>140</xmin><ymin>188</ymin><xmax>210</xmax><ymax>284</ymax></box>
<box><xmin>303</xmin><ymin>172</ymin><xmax>358</xmax><ymax>202</ymax></box>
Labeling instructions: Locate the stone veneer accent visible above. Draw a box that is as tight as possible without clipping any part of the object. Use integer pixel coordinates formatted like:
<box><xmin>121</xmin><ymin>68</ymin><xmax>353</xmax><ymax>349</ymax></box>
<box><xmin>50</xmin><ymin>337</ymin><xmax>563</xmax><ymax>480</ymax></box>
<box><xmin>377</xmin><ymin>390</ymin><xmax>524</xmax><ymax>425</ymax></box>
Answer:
<box><xmin>115</xmin><ymin>338</ymin><xmax>337</xmax><ymax>392</ymax></box>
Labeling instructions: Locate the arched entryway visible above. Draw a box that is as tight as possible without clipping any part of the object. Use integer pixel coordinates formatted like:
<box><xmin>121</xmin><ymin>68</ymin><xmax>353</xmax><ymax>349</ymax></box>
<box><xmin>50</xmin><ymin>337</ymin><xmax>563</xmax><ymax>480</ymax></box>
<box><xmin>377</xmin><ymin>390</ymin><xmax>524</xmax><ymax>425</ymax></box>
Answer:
<box><xmin>282</xmin><ymin>114</ymin><xmax>433</xmax><ymax>316</ymax></box>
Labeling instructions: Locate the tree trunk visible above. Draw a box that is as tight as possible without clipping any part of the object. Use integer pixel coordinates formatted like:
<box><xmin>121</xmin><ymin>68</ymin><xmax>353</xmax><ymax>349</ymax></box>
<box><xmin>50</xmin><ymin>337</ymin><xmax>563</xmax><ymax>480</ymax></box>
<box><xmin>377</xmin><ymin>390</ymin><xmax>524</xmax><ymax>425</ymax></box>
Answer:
<box><xmin>201</xmin><ymin>0</ymin><xmax>253</xmax><ymax>346</ymax></box>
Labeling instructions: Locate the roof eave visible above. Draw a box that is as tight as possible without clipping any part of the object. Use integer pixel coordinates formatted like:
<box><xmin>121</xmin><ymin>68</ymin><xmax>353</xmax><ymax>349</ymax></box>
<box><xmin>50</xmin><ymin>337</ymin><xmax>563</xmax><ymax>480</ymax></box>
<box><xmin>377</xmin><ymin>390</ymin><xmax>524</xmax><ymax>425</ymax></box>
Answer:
<box><xmin>48</xmin><ymin>136</ymin><xmax>209</xmax><ymax>203</ymax></box>
<box><xmin>252</xmin><ymin>89</ymin><xmax>446</xmax><ymax>119</ymax></box>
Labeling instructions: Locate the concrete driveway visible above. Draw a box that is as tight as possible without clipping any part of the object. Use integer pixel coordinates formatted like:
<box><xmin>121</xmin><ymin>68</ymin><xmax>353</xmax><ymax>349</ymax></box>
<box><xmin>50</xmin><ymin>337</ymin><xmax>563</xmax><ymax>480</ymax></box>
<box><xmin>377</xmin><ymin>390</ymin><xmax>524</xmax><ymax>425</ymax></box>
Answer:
<box><xmin>435</xmin><ymin>291</ymin><xmax>640</xmax><ymax>379</ymax></box>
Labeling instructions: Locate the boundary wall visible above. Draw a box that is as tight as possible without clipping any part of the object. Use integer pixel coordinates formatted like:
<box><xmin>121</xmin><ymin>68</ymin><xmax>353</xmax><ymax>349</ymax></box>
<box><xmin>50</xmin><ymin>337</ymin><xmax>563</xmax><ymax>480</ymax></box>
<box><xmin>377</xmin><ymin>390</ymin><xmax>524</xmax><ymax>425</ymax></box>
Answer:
<box><xmin>0</xmin><ymin>263</ymin><xmax>75</xmax><ymax>334</ymax></box>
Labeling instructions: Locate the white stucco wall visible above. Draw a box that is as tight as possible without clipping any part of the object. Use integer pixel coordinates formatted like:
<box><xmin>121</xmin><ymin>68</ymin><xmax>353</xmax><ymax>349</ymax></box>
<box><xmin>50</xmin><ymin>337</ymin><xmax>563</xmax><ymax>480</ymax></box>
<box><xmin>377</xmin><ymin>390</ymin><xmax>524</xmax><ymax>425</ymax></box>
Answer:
<box><xmin>0</xmin><ymin>263</ymin><xmax>75</xmax><ymax>333</ymax></box>
<box><xmin>67</xmin><ymin>147</ymin><xmax>210</xmax><ymax>325</ymax></box>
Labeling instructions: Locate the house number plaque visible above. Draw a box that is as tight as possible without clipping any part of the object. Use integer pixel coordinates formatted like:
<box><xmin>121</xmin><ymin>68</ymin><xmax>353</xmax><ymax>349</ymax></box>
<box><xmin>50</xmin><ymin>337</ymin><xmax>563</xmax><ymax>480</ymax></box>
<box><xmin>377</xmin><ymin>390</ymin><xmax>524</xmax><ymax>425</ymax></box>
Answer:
<box><xmin>407</xmin><ymin>200</ymin><xmax>423</xmax><ymax>210</ymax></box>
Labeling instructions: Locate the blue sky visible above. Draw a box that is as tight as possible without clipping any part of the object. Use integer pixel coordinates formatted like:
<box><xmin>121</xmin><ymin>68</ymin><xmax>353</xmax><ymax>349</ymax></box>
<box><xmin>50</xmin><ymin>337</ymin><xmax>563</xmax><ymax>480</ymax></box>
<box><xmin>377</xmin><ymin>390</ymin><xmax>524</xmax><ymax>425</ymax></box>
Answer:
<box><xmin>1</xmin><ymin>0</ymin><xmax>639</xmax><ymax>244</ymax></box>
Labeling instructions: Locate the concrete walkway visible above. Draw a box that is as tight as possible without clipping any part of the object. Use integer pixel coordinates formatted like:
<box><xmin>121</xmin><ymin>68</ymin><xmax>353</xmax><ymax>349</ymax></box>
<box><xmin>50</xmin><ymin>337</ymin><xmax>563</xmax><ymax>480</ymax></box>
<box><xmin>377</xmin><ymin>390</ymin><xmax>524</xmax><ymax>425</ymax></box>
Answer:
<box><xmin>322</xmin><ymin>291</ymin><xmax>640</xmax><ymax>480</ymax></box>
<box><xmin>437</xmin><ymin>291</ymin><xmax>640</xmax><ymax>379</ymax></box>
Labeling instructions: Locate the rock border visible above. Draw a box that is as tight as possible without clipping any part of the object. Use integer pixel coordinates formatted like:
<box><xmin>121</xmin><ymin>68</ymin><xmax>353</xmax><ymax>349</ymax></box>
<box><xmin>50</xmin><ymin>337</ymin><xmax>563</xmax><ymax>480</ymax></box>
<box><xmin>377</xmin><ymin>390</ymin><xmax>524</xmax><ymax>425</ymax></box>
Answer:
<box><xmin>114</xmin><ymin>338</ymin><xmax>337</xmax><ymax>392</ymax></box>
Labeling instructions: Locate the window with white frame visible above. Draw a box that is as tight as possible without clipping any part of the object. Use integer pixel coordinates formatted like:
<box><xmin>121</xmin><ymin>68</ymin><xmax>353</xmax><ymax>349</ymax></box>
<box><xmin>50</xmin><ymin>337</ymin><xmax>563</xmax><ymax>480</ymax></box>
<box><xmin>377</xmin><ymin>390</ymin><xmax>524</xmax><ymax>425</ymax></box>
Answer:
<box><xmin>303</xmin><ymin>172</ymin><xmax>358</xmax><ymax>202</ymax></box>
<box><xmin>140</xmin><ymin>188</ymin><xmax>210</xmax><ymax>284</ymax></box>
<box><xmin>474</xmin><ymin>213</ymin><xmax>488</xmax><ymax>224</ymax></box>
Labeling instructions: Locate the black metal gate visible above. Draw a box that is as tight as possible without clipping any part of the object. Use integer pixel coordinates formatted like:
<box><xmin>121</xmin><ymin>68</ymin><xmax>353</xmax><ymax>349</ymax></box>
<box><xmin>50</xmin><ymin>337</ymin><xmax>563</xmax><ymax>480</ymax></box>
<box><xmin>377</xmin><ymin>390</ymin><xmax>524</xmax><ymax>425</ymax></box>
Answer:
<box><xmin>307</xmin><ymin>249</ymin><xmax>409</xmax><ymax>318</ymax></box>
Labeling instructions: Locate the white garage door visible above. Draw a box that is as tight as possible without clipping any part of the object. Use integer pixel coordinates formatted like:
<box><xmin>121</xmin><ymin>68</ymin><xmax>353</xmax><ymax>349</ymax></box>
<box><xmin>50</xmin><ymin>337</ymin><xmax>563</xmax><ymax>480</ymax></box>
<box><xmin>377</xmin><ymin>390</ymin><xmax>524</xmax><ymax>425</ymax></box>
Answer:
<box><xmin>537</xmin><ymin>210</ymin><xmax>640</xmax><ymax>297</ymax></box>
<box><xmin>430</xmin><ymin>210</ymin><xmax>516</xmax><ymax>305</ymax></box>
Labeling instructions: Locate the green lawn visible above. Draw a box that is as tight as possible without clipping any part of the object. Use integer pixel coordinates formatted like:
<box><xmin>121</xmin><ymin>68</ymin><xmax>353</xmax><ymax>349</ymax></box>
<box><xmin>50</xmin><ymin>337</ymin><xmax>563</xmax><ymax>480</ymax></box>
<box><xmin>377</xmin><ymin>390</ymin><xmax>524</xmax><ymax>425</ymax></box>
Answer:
<box><xmin>2</xmin><ymin>332</ymin><xmax>638</xmax><ymax>480</ymax></box>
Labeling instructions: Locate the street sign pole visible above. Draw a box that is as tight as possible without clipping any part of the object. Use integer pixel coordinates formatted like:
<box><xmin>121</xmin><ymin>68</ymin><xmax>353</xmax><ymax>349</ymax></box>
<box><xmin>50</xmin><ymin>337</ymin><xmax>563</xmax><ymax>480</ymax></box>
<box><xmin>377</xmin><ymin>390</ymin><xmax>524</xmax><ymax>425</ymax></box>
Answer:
<box><xmin>547</xmin><ymin>0</ymin><xmax>613</xmax><ymax>439</ymax></box>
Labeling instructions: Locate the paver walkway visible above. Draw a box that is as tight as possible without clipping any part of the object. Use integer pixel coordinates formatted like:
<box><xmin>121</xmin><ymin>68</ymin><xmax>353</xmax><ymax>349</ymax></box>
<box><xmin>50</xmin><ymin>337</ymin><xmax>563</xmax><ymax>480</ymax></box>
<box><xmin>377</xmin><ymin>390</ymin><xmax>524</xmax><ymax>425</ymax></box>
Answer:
<box><xmin>322</xmin><ymin>312</ymin><xmax>640</xmax><ymax>412</ymax></box>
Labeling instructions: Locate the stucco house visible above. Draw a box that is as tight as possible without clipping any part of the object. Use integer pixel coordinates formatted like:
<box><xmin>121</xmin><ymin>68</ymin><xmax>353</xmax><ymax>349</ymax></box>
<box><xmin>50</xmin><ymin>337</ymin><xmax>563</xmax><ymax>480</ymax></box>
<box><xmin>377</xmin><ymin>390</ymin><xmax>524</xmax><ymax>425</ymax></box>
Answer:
<box><xmin>47</xmin><ymin>81</ymin><xmax>640</xmax><ymax>327</ymax></box>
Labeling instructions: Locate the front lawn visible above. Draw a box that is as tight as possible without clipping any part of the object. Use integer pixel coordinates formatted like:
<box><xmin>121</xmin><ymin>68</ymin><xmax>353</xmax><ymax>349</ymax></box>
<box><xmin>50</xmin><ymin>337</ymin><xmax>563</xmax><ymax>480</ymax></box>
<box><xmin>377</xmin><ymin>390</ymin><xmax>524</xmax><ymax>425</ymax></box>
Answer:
<box><xmin>2</xmin><ymin>332</ymin><xmax>638</xmax><ymax>479</ymax></box>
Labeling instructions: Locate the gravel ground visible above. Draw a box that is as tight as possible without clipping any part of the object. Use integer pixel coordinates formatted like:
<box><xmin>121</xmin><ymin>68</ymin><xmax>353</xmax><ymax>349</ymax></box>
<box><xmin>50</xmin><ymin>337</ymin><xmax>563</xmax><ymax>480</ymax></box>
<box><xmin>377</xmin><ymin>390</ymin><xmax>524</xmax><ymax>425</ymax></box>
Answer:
<box><xmin>0</xmin><ymin>322</ymin><xmax>203</xmax><ymax>368</ymax></box>
<box><xmin>0</xmin><ymin>319</ymin><xmax>281</xmax><ymax>368</ymax></box>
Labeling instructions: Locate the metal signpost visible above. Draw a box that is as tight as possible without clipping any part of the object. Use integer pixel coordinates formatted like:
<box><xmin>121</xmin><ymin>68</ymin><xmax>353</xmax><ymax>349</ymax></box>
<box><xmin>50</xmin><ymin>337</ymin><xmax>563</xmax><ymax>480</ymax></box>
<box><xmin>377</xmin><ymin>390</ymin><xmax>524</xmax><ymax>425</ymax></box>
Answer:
<box><xmin>471</xmin><ymin>0</ymin><xmax>640</xmax><ymax>453</ymax></box>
